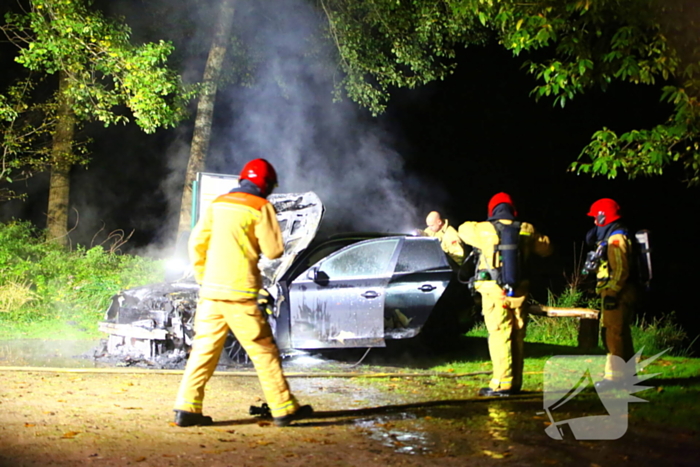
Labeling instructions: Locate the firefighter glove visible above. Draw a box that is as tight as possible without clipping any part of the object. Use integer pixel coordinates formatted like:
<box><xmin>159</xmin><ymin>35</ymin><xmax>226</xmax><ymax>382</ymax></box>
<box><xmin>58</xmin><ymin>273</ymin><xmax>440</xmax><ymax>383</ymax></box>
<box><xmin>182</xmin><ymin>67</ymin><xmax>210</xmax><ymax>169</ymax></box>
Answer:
<box><xmin>257</xmin><ymin>289</ymin><xmax>273</xmax><ymax>315</ymax></box>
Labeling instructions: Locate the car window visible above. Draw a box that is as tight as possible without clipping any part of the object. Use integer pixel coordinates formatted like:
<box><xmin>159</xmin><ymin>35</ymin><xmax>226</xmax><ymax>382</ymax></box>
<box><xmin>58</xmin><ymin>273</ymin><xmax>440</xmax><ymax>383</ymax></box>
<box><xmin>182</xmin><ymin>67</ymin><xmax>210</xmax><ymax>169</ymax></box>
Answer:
<box><xmin>320</xmin><ymin>238</ymin><xmax>399</xmax><ymax>278</ymax></box>
<box><xmin>304</xmin><ymin>241</ymin><xmax>356</xmax><ymax>270</ymax></box>
<box><xmin>285</xmin><ymin>239</ymin><xmax>365</xmax><ymax>282</ymax></box>
<box><xmin>395</xmin><ymin>238</ymin><xmax>449</xmax><ymax>273</ymax></box>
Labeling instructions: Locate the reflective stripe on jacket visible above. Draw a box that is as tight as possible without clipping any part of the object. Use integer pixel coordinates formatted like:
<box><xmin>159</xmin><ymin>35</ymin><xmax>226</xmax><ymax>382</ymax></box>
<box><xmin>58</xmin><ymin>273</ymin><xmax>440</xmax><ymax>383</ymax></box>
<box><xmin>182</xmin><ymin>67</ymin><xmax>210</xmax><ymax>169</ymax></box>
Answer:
<box><xmin>189</xmin><ymin>191</ymin><xmax>284</xmax><ymax>301</ymax></box>
<box><xmin>596</xmin><ymin>232</ymin><xmax>630</xmax><ymax>295</ymax></box>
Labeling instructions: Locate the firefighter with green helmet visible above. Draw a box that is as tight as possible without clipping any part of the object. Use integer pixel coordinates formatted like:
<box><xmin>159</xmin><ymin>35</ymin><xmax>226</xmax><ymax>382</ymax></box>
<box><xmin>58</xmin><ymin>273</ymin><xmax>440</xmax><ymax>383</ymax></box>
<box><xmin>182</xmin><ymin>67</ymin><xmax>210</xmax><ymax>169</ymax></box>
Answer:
<box><xmin>458</xmin><ymin>193</ymin><xmax>552</xmax><ymax>396</ymax></box>
<box><xmin>585</xmin><ymin>198</ymin><xmax>636</xmax><ymax>390</ymax></box>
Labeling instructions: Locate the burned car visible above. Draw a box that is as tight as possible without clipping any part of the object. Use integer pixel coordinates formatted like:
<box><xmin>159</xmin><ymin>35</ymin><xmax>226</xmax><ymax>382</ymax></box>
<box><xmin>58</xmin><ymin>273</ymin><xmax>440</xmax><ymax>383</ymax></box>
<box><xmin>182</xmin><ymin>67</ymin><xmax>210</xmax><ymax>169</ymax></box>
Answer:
<box><xmin>98</xmin><ymin>190</ymin><xmax>471</xmax><ymax>362</ymax></box>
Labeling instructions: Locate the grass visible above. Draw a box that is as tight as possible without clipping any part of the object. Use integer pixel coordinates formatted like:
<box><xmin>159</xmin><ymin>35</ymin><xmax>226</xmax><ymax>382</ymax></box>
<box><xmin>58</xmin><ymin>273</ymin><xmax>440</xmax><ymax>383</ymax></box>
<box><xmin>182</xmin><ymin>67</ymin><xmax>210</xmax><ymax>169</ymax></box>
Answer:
<box><xmin>364</xmin><ymin>337</ymin><xmax>700</xmax><ymax>433</ymax></box>
<box><xmin>0</xmin><ymin>279</ymin><xmax>38</xmax><ymax>313</ymax></box>
<box><xmin>632</xmin><ymin>312</ymin><xmax>697</xmax><ymax>358</ymax></box>
<box><xmin>466</xmin><ymin>317</ymin><xmax>584</xmax><ymax>349</ymax></box>
<box><xmin>364</xmin><ymin>295</ymin><xmax>700</xmax><ymax>434</ymax></box>
<box><xmin>2</xmin><ymin>314</ymin><xmax>105</xmax><ymax>340</ymax></box>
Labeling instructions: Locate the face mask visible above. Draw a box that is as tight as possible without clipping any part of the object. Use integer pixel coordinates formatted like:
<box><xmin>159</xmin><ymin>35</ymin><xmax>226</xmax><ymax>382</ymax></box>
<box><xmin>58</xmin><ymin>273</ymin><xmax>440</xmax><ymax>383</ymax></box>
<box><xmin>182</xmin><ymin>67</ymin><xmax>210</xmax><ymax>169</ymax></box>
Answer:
<box><xmin>595</xmin><ymin>211</ymin><xmax>606</xmax><ymax>226</ymax></box>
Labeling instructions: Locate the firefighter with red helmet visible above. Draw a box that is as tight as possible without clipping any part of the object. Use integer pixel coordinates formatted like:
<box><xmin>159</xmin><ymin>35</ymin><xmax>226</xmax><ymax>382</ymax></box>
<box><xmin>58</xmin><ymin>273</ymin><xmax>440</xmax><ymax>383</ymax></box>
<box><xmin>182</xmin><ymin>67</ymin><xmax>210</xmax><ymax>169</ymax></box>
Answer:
<box><xmin>424</xmin><ymin>211</ymin><xmax>465</xmax><ymax>264</ymax></box>
<box><xmin>458</xmin><ymin>193</ymin><xmax>552</xmax><ymax>396</ymax></box>
<box><xmin>173</xmin><ymin>158</ymin><xmax>313</xmax><ymax>427</ymax></box>
<box><xmin>586</xmin><ymin>198</ymin><xmax>636</xmax><ymax>390</ymax></box>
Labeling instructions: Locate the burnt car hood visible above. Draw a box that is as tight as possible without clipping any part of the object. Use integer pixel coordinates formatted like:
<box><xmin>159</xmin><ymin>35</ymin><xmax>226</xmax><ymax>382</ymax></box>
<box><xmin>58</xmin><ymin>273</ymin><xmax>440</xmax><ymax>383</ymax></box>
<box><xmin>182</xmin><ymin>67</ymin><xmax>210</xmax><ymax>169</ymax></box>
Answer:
<box><xmin>171</xmin><ymin>191</ymin><xmax>324</xmax><ymax>285</ymax></box>
<box><xmin>262</xmin><ymin>191</ymin><xmax>324</xmax><ymax>285</ymax></box>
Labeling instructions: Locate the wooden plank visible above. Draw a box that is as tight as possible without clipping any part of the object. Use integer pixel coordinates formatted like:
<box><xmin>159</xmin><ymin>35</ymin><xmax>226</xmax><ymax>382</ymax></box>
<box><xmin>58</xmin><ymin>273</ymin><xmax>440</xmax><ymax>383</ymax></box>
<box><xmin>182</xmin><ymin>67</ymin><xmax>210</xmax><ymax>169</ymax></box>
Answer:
<box><xmin>526</xmin><ymin>304</ymin><xmax>599</xmax><ymax>320</ymax></box>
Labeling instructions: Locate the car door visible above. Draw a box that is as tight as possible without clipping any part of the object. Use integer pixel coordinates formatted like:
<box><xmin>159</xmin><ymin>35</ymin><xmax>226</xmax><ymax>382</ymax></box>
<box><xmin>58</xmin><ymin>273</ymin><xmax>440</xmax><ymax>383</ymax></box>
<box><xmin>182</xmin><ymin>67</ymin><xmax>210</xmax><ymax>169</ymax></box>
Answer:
<box><xmin>384</xmin><ymin>237</ymin><xmax>454</xmax><ymax>338</ymax></box>
<box><xmin>288</xmin><ymin>237</ymin><xmax>402</xmax><ymax>349</ymax></box>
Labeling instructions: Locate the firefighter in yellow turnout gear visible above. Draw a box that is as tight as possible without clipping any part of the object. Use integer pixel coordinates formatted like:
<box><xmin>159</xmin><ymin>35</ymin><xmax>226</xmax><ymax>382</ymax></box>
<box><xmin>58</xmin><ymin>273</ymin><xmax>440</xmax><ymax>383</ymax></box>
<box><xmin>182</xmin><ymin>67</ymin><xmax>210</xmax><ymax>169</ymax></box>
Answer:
<box><xmin>173</xmin><ymin>159</ymin><xmax>313</xmax><ymax>427</ymax></box>
<box><xmin>585</xmin><ymin>198</ymin><xmax>636</xmax><ymax>391</ymax></box>
<box><xmin>424</xmin><ymin>211</ymin><xmax>465</xmax><ymax>264</ymax></box>
<box><xmin>458</xmin><ymin>193</ymin><xmax>552</xmax><ymax>396</ymax></box>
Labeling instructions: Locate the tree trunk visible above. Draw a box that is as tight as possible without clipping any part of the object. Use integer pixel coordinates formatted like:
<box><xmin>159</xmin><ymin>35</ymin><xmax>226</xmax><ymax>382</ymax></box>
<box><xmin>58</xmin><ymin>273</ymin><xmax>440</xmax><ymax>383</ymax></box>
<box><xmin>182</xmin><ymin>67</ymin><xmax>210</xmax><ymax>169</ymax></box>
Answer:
<box><xmin>177</xmin><ymin>0</ymin><xmax>236</xmax><ymax>235</ymax></box>
<box><xmin>46</xmin><ymin>70</ymin><xmax>76</xmax><ymax>246</ymax></box>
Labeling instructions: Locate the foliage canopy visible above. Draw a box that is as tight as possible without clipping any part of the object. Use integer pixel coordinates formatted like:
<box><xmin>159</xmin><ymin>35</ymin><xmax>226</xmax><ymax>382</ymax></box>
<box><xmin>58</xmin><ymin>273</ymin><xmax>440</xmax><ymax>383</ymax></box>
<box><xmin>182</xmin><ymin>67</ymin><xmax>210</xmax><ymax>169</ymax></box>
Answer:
<box><xmin>320</xmin><ymin>0</ymin><xmax>700</xmax><ymax>184</ymax></box>
<box><xmin>0</xmin><ymin>76</ymin><xmax>59</xmax><ymax>201</ymax></box>
<box><xmin>3</xmin><ymin>0</ymin><xmax>192</xmax><ymax>132</ymax></box>
<box><xmin>0</xmin><ymin>0</ymin><xmax>194</xmax><ymax>193</ymax></box>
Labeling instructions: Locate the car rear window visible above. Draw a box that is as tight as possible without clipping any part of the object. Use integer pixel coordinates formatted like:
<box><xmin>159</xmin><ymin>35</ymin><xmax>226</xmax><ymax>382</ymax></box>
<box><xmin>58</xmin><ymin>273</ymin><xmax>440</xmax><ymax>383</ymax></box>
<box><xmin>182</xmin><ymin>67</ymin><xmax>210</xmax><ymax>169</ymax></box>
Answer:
<box><xmin>395</xmin><ymin>238</ymin><xmax>448</xmax><ymax>273</ymax></box>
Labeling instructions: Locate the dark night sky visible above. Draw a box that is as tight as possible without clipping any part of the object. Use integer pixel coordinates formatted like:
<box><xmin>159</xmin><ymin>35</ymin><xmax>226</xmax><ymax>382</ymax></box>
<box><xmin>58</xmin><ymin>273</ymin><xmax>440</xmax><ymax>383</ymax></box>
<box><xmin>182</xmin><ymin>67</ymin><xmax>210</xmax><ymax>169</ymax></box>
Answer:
<box><xmin>1</xmin><ymin>2</ymin><xmax>699</xmax><ymax>339</ymax></box>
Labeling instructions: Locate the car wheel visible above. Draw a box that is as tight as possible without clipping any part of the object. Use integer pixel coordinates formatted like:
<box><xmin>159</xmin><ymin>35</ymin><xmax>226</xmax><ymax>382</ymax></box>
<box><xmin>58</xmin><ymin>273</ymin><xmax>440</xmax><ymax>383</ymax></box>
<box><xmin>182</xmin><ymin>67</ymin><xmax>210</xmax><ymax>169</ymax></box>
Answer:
<box><xmin>223</xmin><ymin>331</ymin><xmax>250</xmax><ymax>364</ymax></box>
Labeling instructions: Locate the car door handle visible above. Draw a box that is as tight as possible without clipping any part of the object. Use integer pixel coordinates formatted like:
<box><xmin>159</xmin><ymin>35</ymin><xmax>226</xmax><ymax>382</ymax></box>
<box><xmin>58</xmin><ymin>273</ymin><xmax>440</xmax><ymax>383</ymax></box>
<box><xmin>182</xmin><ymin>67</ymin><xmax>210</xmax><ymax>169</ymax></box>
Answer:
<box><xmin>418</xmin><ymin>284</ymin><xmax>436</xmax><ymax>292</ymax></box>
<box><xmin>361</xmin><ymin>291</ymin><xmax>379</xmax><ymax>299</ymax></box>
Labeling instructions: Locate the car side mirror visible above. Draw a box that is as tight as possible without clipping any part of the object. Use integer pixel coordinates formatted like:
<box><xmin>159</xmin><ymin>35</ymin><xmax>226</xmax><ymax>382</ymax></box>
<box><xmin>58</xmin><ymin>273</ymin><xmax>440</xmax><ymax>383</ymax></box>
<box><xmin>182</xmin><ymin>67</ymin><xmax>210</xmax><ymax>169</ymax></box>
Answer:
<box><xmin>306</xmin><ymin>266</ymin><xmax>318</xmax><ymax>281</ymax></box>
<box><xmin>306</xmin><ymin>266</ymin><xmax>330</xmax><ymax>286</ymax></box>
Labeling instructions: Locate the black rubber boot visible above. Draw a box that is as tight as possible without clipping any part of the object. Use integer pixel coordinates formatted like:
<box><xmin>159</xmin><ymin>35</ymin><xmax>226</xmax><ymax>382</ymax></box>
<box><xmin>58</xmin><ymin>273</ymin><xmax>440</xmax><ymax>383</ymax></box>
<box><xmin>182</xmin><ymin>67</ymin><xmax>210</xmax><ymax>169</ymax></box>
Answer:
<box><xmin>273</xmin><ymin>405</ymin><xmax>314</xmax><ymax>427</ymax></box>
<box><xmin>173</xmin><ymin>410</ymin><xmax>213</xmax><ymax>427</ymax></box>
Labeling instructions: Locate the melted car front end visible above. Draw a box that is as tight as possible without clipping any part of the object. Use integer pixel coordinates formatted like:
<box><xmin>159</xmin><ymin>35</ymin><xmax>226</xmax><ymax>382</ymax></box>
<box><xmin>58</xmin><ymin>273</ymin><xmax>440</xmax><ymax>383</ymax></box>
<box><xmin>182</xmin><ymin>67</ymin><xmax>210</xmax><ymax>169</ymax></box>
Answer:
<box><xmin>97</xmin><ymin>191</ymin><xmax>324</xmax><ymax>362</ymax></box>
<box><xmin>98</xmin><ymin>281</ymin><xmax>199</xmax><ymax>359</ymax></box>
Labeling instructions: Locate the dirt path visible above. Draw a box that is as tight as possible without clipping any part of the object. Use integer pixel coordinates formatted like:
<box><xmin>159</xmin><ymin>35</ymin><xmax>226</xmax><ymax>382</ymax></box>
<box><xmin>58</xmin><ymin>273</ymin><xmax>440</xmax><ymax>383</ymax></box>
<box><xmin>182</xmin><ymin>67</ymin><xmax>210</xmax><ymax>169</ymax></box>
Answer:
<box><xmin>1</xmin><ymin>366</ymin><xmax>698</xmax><ymax>467</ymax></box>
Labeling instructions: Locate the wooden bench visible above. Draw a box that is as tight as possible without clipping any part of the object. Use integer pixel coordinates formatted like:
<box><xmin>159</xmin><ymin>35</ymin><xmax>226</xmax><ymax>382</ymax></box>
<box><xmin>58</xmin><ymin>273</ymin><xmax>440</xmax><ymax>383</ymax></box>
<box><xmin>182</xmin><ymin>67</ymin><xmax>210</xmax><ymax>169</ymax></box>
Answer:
<box><xmin>526</xmin><ymin>304</ymin><xmax>600</xmax><ymax>350</ymax></box>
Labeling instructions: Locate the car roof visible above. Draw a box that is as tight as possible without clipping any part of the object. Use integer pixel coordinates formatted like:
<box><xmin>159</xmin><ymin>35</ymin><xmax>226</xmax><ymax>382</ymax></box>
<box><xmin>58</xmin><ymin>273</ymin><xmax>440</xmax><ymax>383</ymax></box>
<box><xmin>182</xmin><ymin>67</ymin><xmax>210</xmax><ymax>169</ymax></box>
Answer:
<box><xmin>326</xmin><ymin>232</ymin><xmax>412</xmax><ymax>240</ymax></box>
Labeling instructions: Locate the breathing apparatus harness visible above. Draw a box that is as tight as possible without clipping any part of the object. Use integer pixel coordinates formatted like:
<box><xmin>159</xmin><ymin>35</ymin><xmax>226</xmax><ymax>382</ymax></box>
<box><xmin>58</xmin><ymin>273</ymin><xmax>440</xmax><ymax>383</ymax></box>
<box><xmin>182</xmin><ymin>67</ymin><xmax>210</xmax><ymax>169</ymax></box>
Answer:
<box><xmin>461</xmin><ymin>220</ymin><xmax>523</xmax><ymax>297</ymax></box>
<box><xmin>581</xmin><ymin>226</ymin><xmax>627</xmax><ymax>278</ymax></box>
<box><xmin>582</xmin><ymin>224</ymin><xmax>653</xmax><ymax>290</ymax></box>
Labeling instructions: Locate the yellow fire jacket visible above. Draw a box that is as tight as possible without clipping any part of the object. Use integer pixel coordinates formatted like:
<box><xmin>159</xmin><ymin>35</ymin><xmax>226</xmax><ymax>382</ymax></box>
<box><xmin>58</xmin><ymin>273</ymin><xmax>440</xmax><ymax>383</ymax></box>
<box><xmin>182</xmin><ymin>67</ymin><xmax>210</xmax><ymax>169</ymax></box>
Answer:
<box><xmin>189</xmin><ymin>191</ymin><xmax>284</xmax><ymax>301</ymax></box>
<box><xmin>457</xmin><ymin>220</ymin><xmax>552</xmax><ymax>292</ymax></box>
<box><xmin>596</xmin><ymin>231</ymin><xmax>630</xmax><ymax>297</ymax></box>
<box><xmin>424</xmin><ymin>219</ymin><xmax>465</xmax><ymax>264</ymax></box>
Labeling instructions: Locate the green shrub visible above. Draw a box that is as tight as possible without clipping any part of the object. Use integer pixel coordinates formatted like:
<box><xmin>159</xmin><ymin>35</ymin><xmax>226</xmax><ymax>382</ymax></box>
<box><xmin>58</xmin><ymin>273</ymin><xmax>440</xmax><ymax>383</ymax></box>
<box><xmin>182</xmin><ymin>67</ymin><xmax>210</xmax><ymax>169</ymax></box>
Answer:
<box><xmin>0</xmin><ymin>220</ymin><xmax>164</xmax><ymax>337</ymax></box>
<box><xmin>632</xmin><ymin>312</ymin><xmax>696</xmax><ymax>357</ymax></box>
<box><xmin>547</xmin><ymin>284</ymin><xmax>601</xmax><ymax>310</ymax></box>
<box><xmin>527</xmin><ymin>315</ymin><xmax>580</xmax><ymax>347</ymax></box>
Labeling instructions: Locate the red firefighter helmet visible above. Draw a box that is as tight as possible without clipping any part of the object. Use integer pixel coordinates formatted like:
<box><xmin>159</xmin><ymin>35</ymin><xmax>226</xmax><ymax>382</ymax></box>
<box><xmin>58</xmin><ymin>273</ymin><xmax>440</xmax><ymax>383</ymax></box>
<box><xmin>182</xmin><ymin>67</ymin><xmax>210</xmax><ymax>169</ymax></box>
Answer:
<box><xmin>239</xmin><ymin>158</ymin><xmax>278</xmax><ymax>196</ymax></box>
<box><xmin>488</xmin><ymin>192</ymin><xmax>518</xmax><ymax>217</ymax></box>
<box><xmin>587</xmin><ymin>198</ymin><xmax>621</xmax><ymax>226</ymax></box>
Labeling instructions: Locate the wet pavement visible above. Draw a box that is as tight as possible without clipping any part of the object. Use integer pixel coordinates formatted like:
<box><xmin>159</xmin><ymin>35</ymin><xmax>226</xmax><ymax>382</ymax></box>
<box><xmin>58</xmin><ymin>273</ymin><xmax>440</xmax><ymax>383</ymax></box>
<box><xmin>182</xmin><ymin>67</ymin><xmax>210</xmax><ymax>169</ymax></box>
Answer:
<box><xmin>1</xmin><ymin>340</ymin><xmax>699</xmax><ymax>466</ymax></box>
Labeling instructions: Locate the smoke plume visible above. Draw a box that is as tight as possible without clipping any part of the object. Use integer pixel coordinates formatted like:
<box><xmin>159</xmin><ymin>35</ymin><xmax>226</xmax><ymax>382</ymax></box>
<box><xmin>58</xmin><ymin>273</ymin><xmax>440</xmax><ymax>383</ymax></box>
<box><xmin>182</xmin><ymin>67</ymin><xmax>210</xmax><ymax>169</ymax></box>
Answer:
<box><xmin>178</xmin><ymin>0</ymin><xmax>441</xmax><ymax>236</ymax></box>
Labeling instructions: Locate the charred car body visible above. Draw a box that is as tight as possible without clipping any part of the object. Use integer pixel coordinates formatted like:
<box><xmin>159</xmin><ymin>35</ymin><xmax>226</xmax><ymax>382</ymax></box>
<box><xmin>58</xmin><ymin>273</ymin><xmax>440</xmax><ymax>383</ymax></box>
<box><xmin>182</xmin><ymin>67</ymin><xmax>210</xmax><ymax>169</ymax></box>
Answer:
<box><xmin>99</xmin><ymin>181</ymin><xmax>471</xmax><ymax>362</ymax></box>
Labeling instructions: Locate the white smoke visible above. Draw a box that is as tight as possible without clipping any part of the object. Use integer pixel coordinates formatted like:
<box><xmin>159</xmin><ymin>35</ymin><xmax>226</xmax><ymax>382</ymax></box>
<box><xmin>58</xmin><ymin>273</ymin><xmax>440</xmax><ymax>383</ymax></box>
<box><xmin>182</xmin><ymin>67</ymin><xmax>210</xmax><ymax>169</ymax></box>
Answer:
<box><xmin>201</xmin><ymin>0</ymin><xmax>440</xmax><ymax>234</ymax></box>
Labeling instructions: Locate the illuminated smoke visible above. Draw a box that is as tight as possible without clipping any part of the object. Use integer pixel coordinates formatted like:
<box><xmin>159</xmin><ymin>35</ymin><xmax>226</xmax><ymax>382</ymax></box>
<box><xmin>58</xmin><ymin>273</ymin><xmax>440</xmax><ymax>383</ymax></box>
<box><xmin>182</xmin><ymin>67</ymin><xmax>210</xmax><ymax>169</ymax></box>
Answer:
<box><xmin>182</xmin><ymin>0</ymin><xmax>443</xmax><ymax>234</ymax></box>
